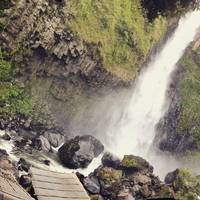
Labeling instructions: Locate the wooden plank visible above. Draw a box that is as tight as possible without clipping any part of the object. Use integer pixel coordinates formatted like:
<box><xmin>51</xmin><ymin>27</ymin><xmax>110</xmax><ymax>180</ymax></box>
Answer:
<box><xmin>32</xmin><ymin>181</ymin><xmax>83</xmax><ymax>191</ymax></box>
<box><xmin>34</xmin><ymin>188</ymin><xmax>88</xmax><ymax>198</ymax></box>
<box><xmin>0</xmin><ymin>177</ymin><xmax>16</xmax><ymax>195</ymax></box>
<box><xmin>0</xmin><ymin>179</ymin><xmax>33</xmax><ymax>200</ymax></box>
<box><xmin>32</xmin><ymin>175</ymin><xmax>79</xmax><ymax>185</ymax></box>
<box><xmin>30</xmin><ymin>168</ymin><xmax>75</xmax><ymax>179</ymax></box>
<box><xmin>9</xmin><ymin>180</ymin><xmax>32</xmax><ymax>199</ymax></box>
<box><xmin>0</xmin><ymin>170</ymin><xmax>34</xmax><ymax>200</ymax></box>
<box><xmin>31</xmin><ymin>168</ymin><xmax>90</xmax><ymax>200</ymax></box>
<box><xmin>1</xmin><ymin>192</ymin><xmax>26</xmax><ymax>200</ymax></box>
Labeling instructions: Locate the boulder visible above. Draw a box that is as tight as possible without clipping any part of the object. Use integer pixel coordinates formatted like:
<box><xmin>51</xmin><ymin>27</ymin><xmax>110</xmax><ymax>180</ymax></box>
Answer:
<box><xmin>43</xmin><ymin>131</ymin><xmax>66</xmax><ymax>148</ymax></box>
<box><xmin>101</xmin><ymin>152</ymin><xmax>121</xmax><ymax>169</ymax></box>
<box><xmin>96</xmin><ymin>167</ymin><xmax>123</xmax><ymax>199</ymax></box>
<box><xmin>0</xmin><ymin>149</ymin><xmax>9</xmax><ymax>158</ymax></box>
<box><xmin>33</xmin><ymin>135</ymin><xmax>51</xmax><ymax>152</ymax></box>
<box><xmin>120</xmin><ymin>155</ymin><xmax>151</xmax><ymax>171</ymax></box>
<box><xmin>19</xmin><ymin>175</ymin><xmax>32</xmax><ymax>190</ymax></box>
<box><xmin>17</xmin><ymin>158</ymin><xmax>30</xmax><ymax>172</ymax></box>
<box><xmin>1</xmin><ymin>132</ymin><xmax>11</xmax><ymax>140</ymax></box>
<box><xmin>83</xmin><ymin>175</ymin><xmax>101</xmax><ymax>194</ymax></box>
<box><xmin>0</xmin><ymin>149</ymin><xmax>17</xmax><ymax>175</ymax></box>
<box><xmin>128</xmin><ymin>172</ymin><xmax>151</xmax><ymax>185</ymax></box>
<box><xmin>14</xmin><ymin>137</ymin><xmax>29</xmax><ymax>148</ymax></box>
<box><xmin>58</xmin><ymin>135</ymin><xmax>104</xmax><ymax>169</ymax></box>
<box><xmin>164</xmin><ymin>169</ymin><xmax>179</xmax><ymax>185</ymax></box>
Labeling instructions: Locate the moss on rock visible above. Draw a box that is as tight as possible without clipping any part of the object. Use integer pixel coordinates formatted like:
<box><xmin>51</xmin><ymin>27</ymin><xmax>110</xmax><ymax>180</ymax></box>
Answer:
<box><xmin>120</xmin><ymin>155</ymin><xmax>150</xmax><ymax>170</ymax></box>
<box><xmin>97</xmin><ymin>167</ymin><xmax>122</xmax><ymax>185</ymax></box>
<box><xmin>173</xmin><ymin>169</ymin><xmax>200</xmax><ymax>200</ymax></box>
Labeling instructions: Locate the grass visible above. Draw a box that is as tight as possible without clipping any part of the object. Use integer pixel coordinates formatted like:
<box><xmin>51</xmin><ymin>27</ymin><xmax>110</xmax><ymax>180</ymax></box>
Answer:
<box><xmin>177</xmin><ymin>50</ymin><xmax>200</xmax><ymax>150</ymax></box>
<box><xmin>0</xmin><ymin>48</ymin><xmax>32</xmax><ymax>117</ymax></box>
<box><xmin>67</xmin><ymin>0</ymin><xmax>167</xmax><ymax>80</ymax></box>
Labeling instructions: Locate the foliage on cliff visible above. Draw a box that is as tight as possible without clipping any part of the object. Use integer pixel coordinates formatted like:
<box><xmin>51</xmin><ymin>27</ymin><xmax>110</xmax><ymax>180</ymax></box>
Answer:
<box><xmin>177</xmin><ymin>47</ymin><xmax>200</xmax><ymax>152</ymax></box>
<box><xmin>0</xmin><ymin>49</ymin><xmax>32</xmax><ymax>117</ymax></box>
<box><xmin>68</xmin><ymin>0</ymin><xmax>167</xmax><ymax>80</ymax></box>
<box><xmin>172</xmin><ymin>169</ymin><xmax>200</xmax><ymax>200</ymax></box>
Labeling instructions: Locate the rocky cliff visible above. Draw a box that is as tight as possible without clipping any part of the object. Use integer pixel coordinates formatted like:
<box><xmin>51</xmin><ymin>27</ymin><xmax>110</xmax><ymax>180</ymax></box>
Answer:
<box><xmin>0</xmin><ymin>0</ymin><xmax>170</xmax><ymax>133</ymax></box>
<box><xmin>156</xmin><ymin>34</ymin><xmax>200</xmax><ymax>156</ymax></box>
<box><xmin>0</xmin><ymin>0</ymin><xmax>198</xmax><ymax>144</ymax></box>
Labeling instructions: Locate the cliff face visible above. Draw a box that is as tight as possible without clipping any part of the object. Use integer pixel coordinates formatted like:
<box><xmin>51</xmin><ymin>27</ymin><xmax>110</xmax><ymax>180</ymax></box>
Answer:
<box><xmin>0</xmin><ymin>0</ymin><xmax>132</xmax><ymax>131</ymax></box>
<box><xmin>0</xmin><ymin>0</ymin><xmax>197</xmax><ymax>139</ymax></box>
<box><xmin>0</xmin><ymin>0</ymin><xmax>170</xmax><ymax>132</ymax></box>
<box><xmin>156</xmin><ymin>35</ymin><xmax>200</xmax><ymax>156</ymax></box>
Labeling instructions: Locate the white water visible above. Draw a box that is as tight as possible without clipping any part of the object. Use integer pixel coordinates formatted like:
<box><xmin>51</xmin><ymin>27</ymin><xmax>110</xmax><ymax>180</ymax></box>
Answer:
<box><xmin>106</xmin><ymin>10</ymin><xmax>200</xmax><ymax>157</ymax></box>
<box><xmin>1</xmin><ymin>11</ymin><xmax>200</xmax><ymax>178</ymax></box>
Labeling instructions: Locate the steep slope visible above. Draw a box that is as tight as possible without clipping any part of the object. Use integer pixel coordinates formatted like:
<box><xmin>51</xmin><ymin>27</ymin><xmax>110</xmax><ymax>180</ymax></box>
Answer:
<box><xmin>0</xmin><ymin>0</ymin><xmax>169</xmax><ymax>131</ymax></box>
<box><xmin>157</xmin><ymin>35</ymin><xmax>200</xmax><ymax>155</ymax></box>
<box><xmin>0</xmin><ymin>0</ymin><xmax>197</xmax><ymax>133</ymax></box>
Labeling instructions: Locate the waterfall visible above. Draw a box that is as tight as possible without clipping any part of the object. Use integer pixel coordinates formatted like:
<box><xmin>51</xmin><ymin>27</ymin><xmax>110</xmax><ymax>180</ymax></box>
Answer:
<box><xmin>103</xmin><ymin>10</ymin><xmax>200</xmax><ymax>175</ymax></box>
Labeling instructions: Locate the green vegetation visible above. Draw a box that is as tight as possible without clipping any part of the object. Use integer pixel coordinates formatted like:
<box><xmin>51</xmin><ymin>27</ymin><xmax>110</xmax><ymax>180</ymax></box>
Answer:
<box><xmin>68</xmin><ymin>0</ymin><xmax>167</xmax><ymax>80</ymax></box>
<box><xmin>97</xmin><ymin>167</ymin><xmax>122</xmax><ymax>184</ymax></box>
<box><xmin>120</xmin><ymin>155</ymin><xmax>149</xmax><ymax>170</ymax></box>
<box><xmin>177</xmin><ymin>49</ymin><xmax>200</xmax><ymax>150</ymax></box>
<box><xmin>0</xmin><ymin>49</ymin><xmax>32</xmax><ymax>117</ymax></box>
<box><xmin>174</xmin><ymin>168</ymin><xmax>200</xmax><ymax>200</ymax></box>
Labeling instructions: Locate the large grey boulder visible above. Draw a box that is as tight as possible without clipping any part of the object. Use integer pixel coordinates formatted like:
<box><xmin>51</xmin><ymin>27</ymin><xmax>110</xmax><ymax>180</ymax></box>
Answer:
<box><xmin>58</xmin><ymin>135</ymin><xmax>104</xmax><ymax>169</ymax></box>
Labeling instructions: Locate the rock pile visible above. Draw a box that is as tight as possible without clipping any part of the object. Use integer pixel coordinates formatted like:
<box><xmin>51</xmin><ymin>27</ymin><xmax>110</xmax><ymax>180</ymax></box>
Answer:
<box><xmin>79</xmin><ymin>152</ymin><xmax>200</xmax><ymax>200</ymax></box>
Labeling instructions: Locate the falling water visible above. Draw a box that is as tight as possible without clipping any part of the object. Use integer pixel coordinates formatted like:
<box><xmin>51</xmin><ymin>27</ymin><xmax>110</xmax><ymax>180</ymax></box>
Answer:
<box><xmin>106</xmin><ymin>10</ymin><xmax>200</xmax><ymax>161</ymax></box>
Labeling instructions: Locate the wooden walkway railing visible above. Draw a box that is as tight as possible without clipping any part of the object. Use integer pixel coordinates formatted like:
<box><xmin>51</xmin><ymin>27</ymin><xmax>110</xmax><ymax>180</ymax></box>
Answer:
<box><xmin>30</xmin><ymin>167</ymin><xmax>90</xmax><ymax>200</ymax></box>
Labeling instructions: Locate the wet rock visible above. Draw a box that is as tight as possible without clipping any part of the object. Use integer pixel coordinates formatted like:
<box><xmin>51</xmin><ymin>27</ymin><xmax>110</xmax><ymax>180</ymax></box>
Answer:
<box><xmin>33</xmin><ymin>135</ymin><xmax>51</xmax><ymax>152</ymax></box>
<box><xmin>140</xmin><ymin>184</ymin><xmax>152</xmax><ymax>198</ymax></box>
<box><xmin>58</xmin><ymin>135</ymin><xmax>104</xmax><ymax>169</ymax></box>
<box><xmin>83</xmin><ymin>175</ymin><xmax>100</xmax><ymax>194</ymax></box>
<box><xmin>96</xmin><ymin>167</ymin><xmax>123</xmax><ymax>199</ymax></box>
<box><xmin>14</xmin><ymin>137</ymin><xmax>29</xmax><ymax>148</ymax></box>
<box><xmin>43</xmin><ymin>159</ymin><xmax>51</xmax><ymax>166</ymax></box>
<box><xmin>128</xmin><ymin>172</ymin><xmax>152</xmax><ymax>185</ymax></box>
<box><xmin>120</xmin><ymin>155</ymin><xmax>151</xmax><ymax>171</ymax></box>
<box><xmin>101</xmin><ymin>152</ymin><xmax>121</xmax><ymax>169</ymax></box>
<box><xmin>19</xmin><ymin>175</ymin><xmax>32</xmax><ymax>192</ymax></box>
<box><xmin>1</xmin><ymin>132</ymin><xmax>11</xmax><ymax>140</ymax></box>
<box><xmin>0</xmin><ymin>149</ymin><xmax>17</xmax><ymax>175</ymax></box>
<box><xmin>164</xmin><ymin>169</ymin><xmax>179</xmax><ymax>185</ymax></box>
<box><xmin>81</xmin><ymin>154</ymin><xmax>179</xmax><ymax>200</ymax></box>
<box><xmin>43</xmin><ymin>131</ymin><xmax>65</xmax><ymax>148</ymax></box>
<box><xmin>155</xmin><ymin>185</ymin><xmax>175</xmax><ymax>199</ymax></box>
<box><xmin>17</xmin><ymin>158</ymin><xmax>30</xmax><ymax>172</ymax></box>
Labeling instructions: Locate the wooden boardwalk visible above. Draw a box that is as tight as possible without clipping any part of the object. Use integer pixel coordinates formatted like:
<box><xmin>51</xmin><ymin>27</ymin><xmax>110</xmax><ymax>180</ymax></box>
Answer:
<box><xmin>0</xmin><ymin>169</ymin><xmax>34</xmax><ymax>200</ymax></box>
<box><xmin>30</xmin><ymin>167</ymin><xmax>90</xmax><ymax>200</ymax></box>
